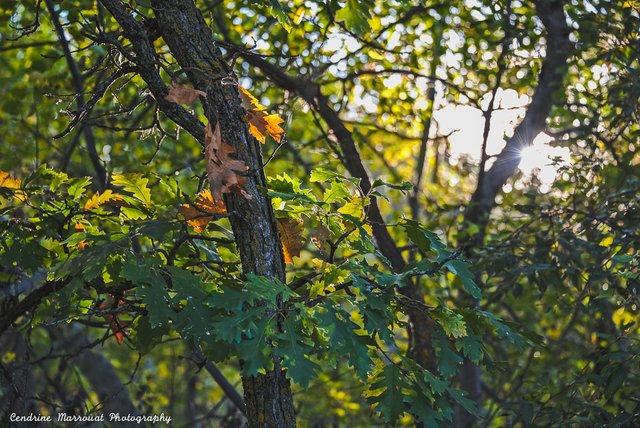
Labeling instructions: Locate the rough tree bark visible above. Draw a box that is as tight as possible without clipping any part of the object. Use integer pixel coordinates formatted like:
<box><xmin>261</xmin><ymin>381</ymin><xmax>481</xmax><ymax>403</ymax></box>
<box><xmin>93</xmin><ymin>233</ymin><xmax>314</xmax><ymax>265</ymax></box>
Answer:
<box><xmin>98</xmin><ymin>0</ymin><xmax>296</xmax><ymax>426</ymax></box>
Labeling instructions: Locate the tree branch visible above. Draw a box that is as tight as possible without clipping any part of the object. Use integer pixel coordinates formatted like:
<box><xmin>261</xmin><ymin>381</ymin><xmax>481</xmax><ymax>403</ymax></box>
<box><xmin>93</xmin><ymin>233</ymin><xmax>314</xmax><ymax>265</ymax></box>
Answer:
<box><xmin>98</xmin><ymin>0</ymin><xmax>206</xmax><ymax>144</ymax></box>
<box><xmin>45</xmin><ymin>0</ymin><xmax>107</xmax><ymax>187</ymax></box>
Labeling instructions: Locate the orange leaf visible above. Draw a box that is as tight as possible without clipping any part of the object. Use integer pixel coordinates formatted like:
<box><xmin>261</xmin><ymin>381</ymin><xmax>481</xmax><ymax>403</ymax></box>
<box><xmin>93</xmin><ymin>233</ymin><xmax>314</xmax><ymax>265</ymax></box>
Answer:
<box><xmin>165</xmin><ymin>83</ymin><xmax>206</xmax><ymax>105</ymax></box>
<box><xmin>204</xmin><ymin>122</ymin><xmax>251</xmax><ymax>200</ymax></box>
<box><xmin>100</xmin><ymin>297</ymin><xmax>128</xmax><ymax>345</ymax></box>
<box><xmin>277</xmin><ymin>218</ymin><xmax>304</xmax><ymax>264</ymax></box>
<box><xmin>178</xmin><ymin>189</ymin><xmax>226</xmax><ymax>232</ymax></box>
<box><xmin>238</xmin><ymin>86</ymin><xmax>285</xmax><ymax>144</ymax></box>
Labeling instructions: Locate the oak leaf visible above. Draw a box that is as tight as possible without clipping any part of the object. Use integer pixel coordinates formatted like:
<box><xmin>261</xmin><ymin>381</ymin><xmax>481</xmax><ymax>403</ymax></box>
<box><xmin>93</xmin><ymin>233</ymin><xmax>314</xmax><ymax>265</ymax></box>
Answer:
<box><xmin>277</xmin><ymin>217</ymin><xmax>304</xmax><ymax>264</ymax></box>
<box><xmin>0</xmin><ymin>171</ymin><xmax>26</xmax><ymax>201</ymax></box>
<box><xmin>204</xmin><ymin>122</ymin><xmax>251</xmax><ymax>200</ymax></box>
<box><xmin>84</xmin><ymin>190</ymin><xmax>125</xmax><ymax>210</ymax></box>
<box><xmin>178</xmin><ymin>189</ymin><xmax>227</xmax><ymax>232</ymax></box>
<box><xmin>165</xmin><ymin>83</ymin><xmax>206</xmax><ymax>105</ymax></box>
<box><xmin>238</xmin><ymin>86</ymin><xmax>285</xmax><ymax>144</ymax></box>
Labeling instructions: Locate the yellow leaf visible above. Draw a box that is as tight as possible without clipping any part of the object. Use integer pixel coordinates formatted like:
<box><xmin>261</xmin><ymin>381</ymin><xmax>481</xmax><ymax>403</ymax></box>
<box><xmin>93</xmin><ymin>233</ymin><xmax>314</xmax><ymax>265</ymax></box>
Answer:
<box><xmin>337</xmin><ymin>196</ymin><xmax>365</xmax><ymax>220</ymax></box>
<box><xmin>84</xmin><ymin>190</ymin><xmax>125</xmax><ymax>210</ymax></box>
<box><xmin>277</xmin><ymin>218</ymin><xmax>304</xmax><ymax>264</ymax></box>
<box><xmin>238</xmin><ymin>86</ymin><xmax>285</xmax><ymax>143</ymax></box>
<box><xmin>0</xmin><ymin>171</ymin><xmax>26</xmax><ymax>201</ymax></box>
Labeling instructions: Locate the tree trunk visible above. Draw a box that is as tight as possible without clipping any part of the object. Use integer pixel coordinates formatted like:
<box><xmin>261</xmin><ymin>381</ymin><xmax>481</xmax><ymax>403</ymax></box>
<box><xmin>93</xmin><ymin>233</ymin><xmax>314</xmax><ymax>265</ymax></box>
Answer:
<box><xmin>456</xmin><ymin>1</ymin><xmax>570</xmax><ymax>426</ymax></box>
<box><xmin>149</xmin><ymin>1</ymin><xmax>295</xmax><ymax>426</ymax></box>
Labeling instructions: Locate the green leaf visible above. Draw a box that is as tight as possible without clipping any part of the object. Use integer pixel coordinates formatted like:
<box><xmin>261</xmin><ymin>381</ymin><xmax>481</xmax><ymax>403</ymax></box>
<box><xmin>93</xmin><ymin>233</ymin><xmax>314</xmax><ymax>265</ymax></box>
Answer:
<box><xmin>134</xmin><ymin>315</ymin><xmax>168</xmax><ymax>354</ymax></box>
<box><xmin>275</xmin><ymin>317</ymin><xmax>320</xmax><ymax>389</ymax></box>
<box><xmin>433</xmin><ymin>329</ymin><xmax>463</xmax><ymax>378</ymax></box>
<box><xmin>448</xmin><ymin>387</ymin><xmax>478</xmax><ymax>416</ymax></box>
<box><xmin>318</xmin><ymin>304</ymin><xmax>373</xmax><ymax>379</ymax></box>
<box><xmin>310</xmin><ymin>168</ymin><xmax>358</xmax><ymax>185</ymax></box>
<box><xmin>455</xmin><ymin>334</ymin><xmax>484</xmax><ymax>364</ymax></box>
<box><xmin>174</xmin><ymin>300</ymin><xmax>216</xmax><ymax>345</ymax></box>
<box><xmin>120</xmin><ymin>256</ymin><xmax>163</xmax><ymax>285</ymax></box>
<box><xmin>120</xmin><ymin>206</ymin><xmax>147</xmax><ymax>220</ymax></box>
<box><xmin>371</xmin><ymin>178</ymin><xmax>413</xmax><ymax>192</ymax></box>
<box><xmin>476</xmin><ymin>310</ymin><xmax>528</xmax><ymax>350</ymax></box>
<box><xmin>112</xmin><ymin>173</ymin><xmax>152</xmax><ymax>206</ymax></box>
<box><xmin>335</xmin><ymin>0</ymin><xmax>374</xmax><ymax>36</ymax></box>
<box><xmin>67</xmin><ymin>177</ymin><xmax>91</xmax><ymax>199</ymax></box>
<box><xmin>323</xmin><ymin>181</ymin><xmax>351</xmax><ymax>203</ymax></box>
<box><xmin>237</xmin><ymin>318</ymin><xmax>275</xmax><ymax>375</ymax></box>
<box><xmin>434</xmin><ymin>307</ymin><xmax>468</xmax><ymax>338</ymax></box>
<box><xmin>245</xmin><ymin>273</ymin><xmax>295</xmax><ymax>303</ymax></box>
<box><xmin>367</xmin><ymin>363</ymin><xmax>406</xmax><ymax>423</ymax></box>
<box><xmin>407</xmin><ymin>396</ymin><xmax>440</xmax><ymax>426</ymax></box>
<box><xmin>402</xmin><ymin>220</ymin><xmax>449</xmax><ymax>261</ymax></box>
<box><xmin>604</xmin><ymin>364</ymin><xmax>628</xmax><ymax>399</ymax></box>
<box><xmin>445</xmin><ymin>259</ymin><xmax>482</xmax><ymax>299</ymax></box>
<box><xmin>211</xmin><ymin>305</ymin><xmax>268</xmax><ymax>344</ymax></box>
<box><xmin>267</xmin><ymin>0</ymin><xmax>292</xmax><ymax>32</ymax></box>
<box><xmin>137</xmin><ymin>284</ymin><xmax>175</xmax><ymax>328</ymax></box>
<box><xmin>357</xmin><ymin>299</ymin><xmax>395</xmax><ymax>346</ymax></box>
<box><xmin>167</xmin><ymin>266</ymin><xmax>208</xmax><ymax>301</ymax></box>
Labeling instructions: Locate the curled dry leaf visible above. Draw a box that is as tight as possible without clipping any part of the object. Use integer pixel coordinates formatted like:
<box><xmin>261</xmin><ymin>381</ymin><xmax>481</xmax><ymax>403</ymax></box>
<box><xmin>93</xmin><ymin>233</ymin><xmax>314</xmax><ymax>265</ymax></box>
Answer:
<box><xmin>164</xmin><ymin>83</ymin><xmax>207</xmax><ymax>105</ymax></box>
<box><xmin>205</xmin><ymin>122</ymin><xmax>251</xmax><ymax>200</ymax></box>
<box><xmin>178</xmin><ymin>189</ymin><xmax>227</xmax><ymax>232</ymax></box>
<box><xmin>238</xmin><ymin>86</ymin><xmax>285</xmax><ymax>144</ymax></box>
<box><xmin>277</xmin><ymin>217</ymin><xmax>305</xmax><ymax>264</ymax></box>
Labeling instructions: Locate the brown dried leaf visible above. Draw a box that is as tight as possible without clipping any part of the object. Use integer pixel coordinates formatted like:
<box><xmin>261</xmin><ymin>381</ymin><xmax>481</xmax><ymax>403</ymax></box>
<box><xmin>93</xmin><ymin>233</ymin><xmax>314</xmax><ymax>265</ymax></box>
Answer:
<box><xmin>178</xmin><ymin>189</ymin><xmax>227</xmax><ymax>232</ymax></box>
<box><xmin>238</xmin><ymin>86</ymin><xmax>285</xmax><ymax>144</ymax></box>
<box><xmin>204</xmin><ymin>122</ymin><xmax>251</xmax><ymax>200</ymax></box>
<box><xmin>165</xmin><ymin>83</ymin><xmax>206</xmax><ymax>105</ymax></box>
<box><xmin>277</xmin><ymin>218</ymin><xmax>304</xmax><ymax>264</ymax></box>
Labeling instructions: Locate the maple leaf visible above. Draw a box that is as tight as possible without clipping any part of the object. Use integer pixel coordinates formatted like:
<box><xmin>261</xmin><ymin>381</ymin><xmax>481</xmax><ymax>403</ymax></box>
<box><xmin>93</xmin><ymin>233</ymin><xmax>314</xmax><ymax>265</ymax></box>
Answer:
<box><xmin>277</xmin><ymin>218</ymin><xmax>304</xmax><ymax>264</ymax></box>
<box><xmin>164</xmin><ymin>83</ymin><xmax>206</xmax><ymax>105</ymax></box>
<box><xmin>178</xmin><ymin>189</ymin><xmax>227</xmax><ymax>232</ymax></box>
<box><xmin>238</xmin><ymin>86</ymin><xmax>285</xmax><ymax>144</ymax></box>
<box><xmin>204</xmin><ymin>122</ymin><xmax>251</xmax><ymax>200</ymax></box>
